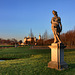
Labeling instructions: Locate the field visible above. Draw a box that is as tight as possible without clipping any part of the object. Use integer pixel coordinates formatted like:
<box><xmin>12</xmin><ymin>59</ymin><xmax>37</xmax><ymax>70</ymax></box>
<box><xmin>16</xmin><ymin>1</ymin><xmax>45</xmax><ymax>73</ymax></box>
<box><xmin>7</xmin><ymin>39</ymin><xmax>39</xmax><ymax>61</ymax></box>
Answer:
<box><xmin>0</xmin><ymin>46</ymin><xmax>75</xmax><ymax>75</ymax></box>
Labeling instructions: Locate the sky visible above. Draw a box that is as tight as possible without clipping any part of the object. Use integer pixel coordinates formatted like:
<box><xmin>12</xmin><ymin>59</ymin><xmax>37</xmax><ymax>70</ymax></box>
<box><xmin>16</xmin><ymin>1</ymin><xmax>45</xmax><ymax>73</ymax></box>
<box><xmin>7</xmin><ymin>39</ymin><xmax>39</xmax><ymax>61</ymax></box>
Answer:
<box><xmin>0</xmin><ymin>0</ymin><xmax>75</xmax><ymax>41</ymax></box>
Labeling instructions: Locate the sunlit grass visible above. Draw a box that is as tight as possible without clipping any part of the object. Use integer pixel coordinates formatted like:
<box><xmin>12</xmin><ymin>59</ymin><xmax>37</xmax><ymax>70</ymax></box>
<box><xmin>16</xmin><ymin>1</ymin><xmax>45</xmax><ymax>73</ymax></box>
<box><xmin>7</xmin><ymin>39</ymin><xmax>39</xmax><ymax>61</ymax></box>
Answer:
<box><xmin>0</xmin><ymin>46</ymin><xmax>75</xmax><ymax>75</ymax></box>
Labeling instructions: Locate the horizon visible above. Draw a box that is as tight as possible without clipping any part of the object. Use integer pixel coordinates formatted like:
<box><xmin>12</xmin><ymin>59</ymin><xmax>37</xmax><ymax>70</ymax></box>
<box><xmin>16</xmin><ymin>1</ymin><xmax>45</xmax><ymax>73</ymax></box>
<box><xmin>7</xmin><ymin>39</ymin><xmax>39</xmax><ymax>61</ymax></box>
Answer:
<box><xmin>0</xmin><ymin>0</ymin><xmax>75</xmax><ymax>41</ymax></box>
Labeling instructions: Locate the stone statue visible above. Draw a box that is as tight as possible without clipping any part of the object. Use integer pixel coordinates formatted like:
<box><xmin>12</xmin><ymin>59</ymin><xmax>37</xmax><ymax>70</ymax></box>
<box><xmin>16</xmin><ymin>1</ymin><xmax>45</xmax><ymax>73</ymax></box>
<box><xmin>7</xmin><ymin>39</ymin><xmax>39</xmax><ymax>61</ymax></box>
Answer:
<box><xmin>51</xmin><ymin>10</ymin><xmax>62</xmax><ymax>43</ymax></box>
<box><xmin>48</xmin><ymin>11</ymin><xmax>68</xmax><ymax>70</ymax></box>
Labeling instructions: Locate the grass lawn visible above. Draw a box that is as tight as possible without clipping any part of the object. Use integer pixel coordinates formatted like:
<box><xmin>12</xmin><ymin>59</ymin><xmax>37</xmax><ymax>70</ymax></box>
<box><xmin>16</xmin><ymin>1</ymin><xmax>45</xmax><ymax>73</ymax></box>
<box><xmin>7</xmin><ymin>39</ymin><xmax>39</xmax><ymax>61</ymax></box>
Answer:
<box><xmin>0</xmin><ymin>46</ymin><xmax>75</xmax><ymax>75</ymax></box>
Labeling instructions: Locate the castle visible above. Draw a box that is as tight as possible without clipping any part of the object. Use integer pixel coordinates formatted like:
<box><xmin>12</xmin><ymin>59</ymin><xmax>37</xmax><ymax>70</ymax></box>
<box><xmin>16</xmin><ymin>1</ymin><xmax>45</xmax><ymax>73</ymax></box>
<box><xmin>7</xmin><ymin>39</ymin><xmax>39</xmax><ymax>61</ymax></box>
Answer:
<box><xmin>24</xmin><ymin>35</ymin><xmax>41</xmax><ymax>45</ymax></box>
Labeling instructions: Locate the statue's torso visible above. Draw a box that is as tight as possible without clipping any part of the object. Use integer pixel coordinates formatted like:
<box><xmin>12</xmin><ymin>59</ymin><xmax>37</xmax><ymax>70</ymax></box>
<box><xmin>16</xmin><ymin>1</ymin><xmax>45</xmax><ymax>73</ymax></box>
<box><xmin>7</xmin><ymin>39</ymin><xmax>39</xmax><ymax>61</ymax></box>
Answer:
<box><xmin>51</xmin><ymin>17</ymin><xmax>61</xmax><ymax>27</ymax></box>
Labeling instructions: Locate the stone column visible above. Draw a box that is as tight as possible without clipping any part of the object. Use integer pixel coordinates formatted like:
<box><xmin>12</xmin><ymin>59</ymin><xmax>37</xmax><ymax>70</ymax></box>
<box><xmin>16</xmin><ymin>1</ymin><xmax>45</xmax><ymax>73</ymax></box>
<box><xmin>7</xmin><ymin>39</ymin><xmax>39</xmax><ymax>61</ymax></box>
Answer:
<box><xmin>48</xmin><ymin>43</ymin><xmax>68</xmax><ymax>70</ymax></box>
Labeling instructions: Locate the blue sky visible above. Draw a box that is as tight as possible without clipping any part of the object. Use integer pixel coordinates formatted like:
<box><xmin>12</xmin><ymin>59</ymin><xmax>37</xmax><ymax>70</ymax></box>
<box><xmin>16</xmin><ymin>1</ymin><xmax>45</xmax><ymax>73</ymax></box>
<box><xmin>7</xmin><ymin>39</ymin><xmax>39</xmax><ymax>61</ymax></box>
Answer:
<box><xmin>0</xmin><ymin>0</ymin><xmax>75</xmax><ymax>41</ymax></box>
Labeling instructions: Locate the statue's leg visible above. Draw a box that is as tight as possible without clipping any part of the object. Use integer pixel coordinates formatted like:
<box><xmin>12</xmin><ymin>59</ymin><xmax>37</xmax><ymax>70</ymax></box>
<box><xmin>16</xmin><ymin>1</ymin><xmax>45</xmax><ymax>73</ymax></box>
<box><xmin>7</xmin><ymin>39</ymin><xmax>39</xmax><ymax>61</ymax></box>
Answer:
<box><xmin>53</xmin><ymin>28</ymin><xmax>57</xmax><ymax>43</ymax></box>
<box><xmin>57</xmin><ymin>32</ymin><xmax>59</xmax><ymax>42</ymax></box>
<box><xmin>52</xmin><ymin>26</ymin><xmax>57</xmax><ymax>43</ymax></box>
<box><xmin>56</xmin><ymin>32</ymin><xmax>61</xmax><ymax>43</ymax></box>
<box><xmin>57</xmin><ymin>26</ymin><xmax>61</xmax><ymax>43</ymax></box>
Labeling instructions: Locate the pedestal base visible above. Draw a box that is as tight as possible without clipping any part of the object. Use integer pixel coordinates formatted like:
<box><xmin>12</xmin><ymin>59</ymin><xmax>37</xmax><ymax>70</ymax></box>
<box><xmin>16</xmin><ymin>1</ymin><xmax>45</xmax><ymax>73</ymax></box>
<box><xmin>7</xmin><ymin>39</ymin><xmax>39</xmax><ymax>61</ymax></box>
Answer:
<box><xmin>48</xmin><ymin>61</ymin><xmax>68</xmax><ymax>70</ymax></box>
<box><xmin>48</xmin><ymin>43</ymin><xmax>68</xmax><ymax>70</ymax></box>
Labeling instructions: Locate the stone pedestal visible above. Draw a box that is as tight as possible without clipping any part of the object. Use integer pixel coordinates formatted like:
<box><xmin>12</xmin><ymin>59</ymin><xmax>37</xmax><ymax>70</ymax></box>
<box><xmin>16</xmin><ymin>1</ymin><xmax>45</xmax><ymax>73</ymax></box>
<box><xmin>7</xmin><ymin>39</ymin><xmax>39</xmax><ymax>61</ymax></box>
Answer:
<box><xmin>48</xmin><ymin>43</ymin><xmax>68</xmax><ymax>70</ymax></box>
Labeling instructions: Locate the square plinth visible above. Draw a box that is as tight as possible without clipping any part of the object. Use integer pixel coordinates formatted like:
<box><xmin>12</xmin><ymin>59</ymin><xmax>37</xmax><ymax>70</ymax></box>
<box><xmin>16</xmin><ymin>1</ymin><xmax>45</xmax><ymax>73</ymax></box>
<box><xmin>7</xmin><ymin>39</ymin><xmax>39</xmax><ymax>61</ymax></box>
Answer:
<box><xmin>48</xmin><ymin>61</ymin><xmax>68</xmax><ymax>70</ymax></box>
<box><xmin>48</xmin><ymin>43</ymin><xmax>68</xmax><ymax>70</ymax></box>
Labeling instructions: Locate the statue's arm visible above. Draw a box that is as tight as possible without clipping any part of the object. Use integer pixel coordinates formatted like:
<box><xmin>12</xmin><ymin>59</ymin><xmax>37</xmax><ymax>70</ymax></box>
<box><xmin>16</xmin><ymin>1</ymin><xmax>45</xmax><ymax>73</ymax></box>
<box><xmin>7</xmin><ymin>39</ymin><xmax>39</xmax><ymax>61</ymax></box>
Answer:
<box><xmin>51</xmin><ymin>18</ymin><xmax>53</xmax><ymax>24</ymax></box>
<box><xmin>59</xmin><ymin>18</ymin><xmax>62</xmax><ymax>26</ymax></box>
<box><xmin>59</xmin><ymin>18</ymin><xmax>62</xmax><ymax>31</ymax></box>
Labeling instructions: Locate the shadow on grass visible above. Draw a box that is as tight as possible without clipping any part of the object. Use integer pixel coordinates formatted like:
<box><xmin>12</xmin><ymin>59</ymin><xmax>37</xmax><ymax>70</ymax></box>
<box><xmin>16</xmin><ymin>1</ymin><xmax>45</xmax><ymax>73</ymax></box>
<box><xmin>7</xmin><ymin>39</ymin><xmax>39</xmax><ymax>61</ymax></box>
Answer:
<box><xmin>64</xmin><ymin>49</ymin><xmax>75</xmax><ymax>52</ymax></box>
<box><xmin>0</xmin><ymin>48</ymin><xmax>51</xmax><ymax>61</ymax></box>
<box><xmin>68</xmin><ymin>63</ymin><xmax>75</xmax><ymax>69</ymax></box>
<box><xmin>0</xmin><ymin>58</ymin><xmax>19</xmax><ymax>60</ymax></box>
<box><xmin>0</xmin><ymin>54</ymin><xmax>32</xmax><ymax>60</ymax></box>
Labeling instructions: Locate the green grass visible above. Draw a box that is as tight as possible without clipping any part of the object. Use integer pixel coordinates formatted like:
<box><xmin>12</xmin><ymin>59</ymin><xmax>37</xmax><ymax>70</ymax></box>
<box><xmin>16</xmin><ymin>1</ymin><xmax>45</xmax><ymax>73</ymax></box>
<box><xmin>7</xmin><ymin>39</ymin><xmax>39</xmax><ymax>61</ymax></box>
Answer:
<box><xmin>0</xmin><ymin>45</ymin><xmax>15</xmax><ymax>47</ymax></box>
<box><xmin>0</xmin><ymin>46</ymin><xmax>75</xmax><ymax>75</ymax></box>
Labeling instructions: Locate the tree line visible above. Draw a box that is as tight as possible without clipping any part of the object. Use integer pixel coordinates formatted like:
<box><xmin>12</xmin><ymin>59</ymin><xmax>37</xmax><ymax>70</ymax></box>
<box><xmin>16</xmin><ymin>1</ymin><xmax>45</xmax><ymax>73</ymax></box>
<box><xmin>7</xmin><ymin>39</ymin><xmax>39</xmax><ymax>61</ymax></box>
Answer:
<box><xmin>60</xmin><ymin>29</ymin><xmax>75</xmax><ymax>48</ymax></box>
<box><xmin>37</xmin><ymin>29</ymin><xmax>75</xmax><ymax>48</ymax></box>
<box><xmin>0</xmin><ymin>38</ymin><xmax>22</xmax><ymax>45</ymax></box>
<box><xmin>0</xmin><ymin>29</ymin><xmax>75</xmax><ymax>48</ymax></box>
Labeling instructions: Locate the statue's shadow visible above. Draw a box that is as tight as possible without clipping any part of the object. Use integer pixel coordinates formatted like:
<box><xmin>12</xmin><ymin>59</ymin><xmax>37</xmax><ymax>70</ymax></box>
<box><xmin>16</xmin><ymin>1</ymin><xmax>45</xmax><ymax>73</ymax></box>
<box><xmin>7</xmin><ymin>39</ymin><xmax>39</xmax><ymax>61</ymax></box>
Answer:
<box><xmin>68</xmin><ymin>63</ymin><xmax>75</xmax><ymax>69</ymax></box>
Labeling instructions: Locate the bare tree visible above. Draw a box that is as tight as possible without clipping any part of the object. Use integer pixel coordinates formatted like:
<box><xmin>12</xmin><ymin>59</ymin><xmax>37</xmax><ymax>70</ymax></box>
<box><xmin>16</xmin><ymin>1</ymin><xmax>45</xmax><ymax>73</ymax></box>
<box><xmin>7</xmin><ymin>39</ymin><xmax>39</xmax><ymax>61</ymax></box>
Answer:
<box><xmin>42</xmin><ymin>30</ymin><xmax>48</xmax><ymax>40</ymax></box>
<box><xmin>29</xmin><ymin>29</ymin><xmax>34</xmax><ymax>38</ymax></box>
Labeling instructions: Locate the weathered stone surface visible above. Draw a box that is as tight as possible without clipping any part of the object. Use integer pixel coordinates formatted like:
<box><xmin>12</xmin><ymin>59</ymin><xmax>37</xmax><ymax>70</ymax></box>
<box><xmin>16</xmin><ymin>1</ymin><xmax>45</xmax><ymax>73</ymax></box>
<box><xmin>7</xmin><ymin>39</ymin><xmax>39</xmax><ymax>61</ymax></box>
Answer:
<box><xmin>48</xmin><ymin>61</ymin><xmax>68</xmax><ymax>70</ymax></box>
<box><xmin>51</xmin><ymin>10</ymin><xmax>62</xmax><ymax>43</ymax></box>
<box><xmin>48</xmin><ymin>43</ymin><xmax>68</xmax><ymax>70</ymax></box>
<box><xmin>48</xmin><ymin>10</ymin><xmax>68</xmax><ymax>70</ymax></box>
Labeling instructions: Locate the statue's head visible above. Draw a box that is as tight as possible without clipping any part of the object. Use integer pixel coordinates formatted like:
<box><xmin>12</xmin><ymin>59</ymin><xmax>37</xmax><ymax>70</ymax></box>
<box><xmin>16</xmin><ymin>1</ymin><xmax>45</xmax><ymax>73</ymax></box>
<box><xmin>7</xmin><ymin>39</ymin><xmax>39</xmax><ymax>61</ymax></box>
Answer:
<box><xmin>52</xmin><ymin>10</ymin><xmax>57</xmax><ymax>16</ymax></box>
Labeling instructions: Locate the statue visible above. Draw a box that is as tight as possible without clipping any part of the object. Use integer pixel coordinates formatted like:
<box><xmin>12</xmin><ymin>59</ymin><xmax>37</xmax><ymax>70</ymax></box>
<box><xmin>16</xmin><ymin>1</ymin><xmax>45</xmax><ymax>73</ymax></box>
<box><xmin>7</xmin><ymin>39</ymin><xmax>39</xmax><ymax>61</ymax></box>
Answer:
<box><xmin>51</xmin><ymin>10</ymin><xmax>62</xmax><ymax>43</ymax></box>
<box><xmin>48</xmin><ymin>10</ymin><xmax>68</xmax><ymax>70</ymax></box>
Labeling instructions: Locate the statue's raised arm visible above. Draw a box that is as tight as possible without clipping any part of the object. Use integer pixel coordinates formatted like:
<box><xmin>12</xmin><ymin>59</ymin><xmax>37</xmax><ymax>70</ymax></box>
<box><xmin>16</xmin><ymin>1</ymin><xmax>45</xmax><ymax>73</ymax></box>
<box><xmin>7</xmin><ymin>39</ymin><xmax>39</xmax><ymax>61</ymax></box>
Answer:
<box><xmin>51</xmin><ymin>10</ymin><xmax>62</xmax><ymax>43</ymax></box>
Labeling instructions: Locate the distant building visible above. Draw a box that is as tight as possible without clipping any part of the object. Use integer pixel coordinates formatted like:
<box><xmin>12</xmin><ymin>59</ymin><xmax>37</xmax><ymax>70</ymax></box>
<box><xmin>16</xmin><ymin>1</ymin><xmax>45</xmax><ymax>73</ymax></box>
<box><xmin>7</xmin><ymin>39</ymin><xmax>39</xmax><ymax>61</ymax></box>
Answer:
<box><xmin>24</xmin><ymin>36</ymin><xmax>38</xmax><ymax>45</ymax></box>
<box><xmin>23</xmin><ymin>34</ymin><xmax>53</xmax><ymax>46</ymax></box>
<box><xmin>39</xmin><ymin>35</ymin><xmax>41</xmax><ymax>40</ymax></box>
